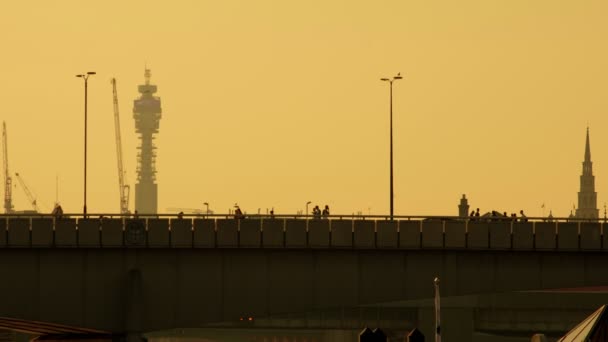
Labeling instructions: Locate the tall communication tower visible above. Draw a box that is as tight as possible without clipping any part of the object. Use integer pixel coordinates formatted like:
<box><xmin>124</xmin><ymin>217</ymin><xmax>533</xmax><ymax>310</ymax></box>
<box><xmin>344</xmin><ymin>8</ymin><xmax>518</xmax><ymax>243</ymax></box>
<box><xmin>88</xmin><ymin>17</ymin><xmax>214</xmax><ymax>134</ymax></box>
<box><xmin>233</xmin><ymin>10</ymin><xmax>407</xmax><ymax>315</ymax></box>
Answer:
<box><xmin>133</xmin><ymin>68</ymin><xmax>162</xmax><ymax>214</ymax></box>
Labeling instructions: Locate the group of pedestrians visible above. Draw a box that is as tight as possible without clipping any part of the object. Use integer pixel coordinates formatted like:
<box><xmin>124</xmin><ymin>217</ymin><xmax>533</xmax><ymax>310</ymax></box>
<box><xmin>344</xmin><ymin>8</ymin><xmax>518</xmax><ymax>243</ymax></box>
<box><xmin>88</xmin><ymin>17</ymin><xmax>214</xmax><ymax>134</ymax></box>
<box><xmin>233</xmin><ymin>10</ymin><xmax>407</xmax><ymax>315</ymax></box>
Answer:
<box><xmin>312</xmin><ymin>205</ymin><xmax>330</xmax><ymax>219</ymax></box>
<box><xmin>234</xmin><ymin>205</ymin><xmax>245</xmax><ymax>219</ymax></box>
<box><xmin>469</xmin><ymin>208</ymin><xmax>528</xmax><ymax>222</ymax></box>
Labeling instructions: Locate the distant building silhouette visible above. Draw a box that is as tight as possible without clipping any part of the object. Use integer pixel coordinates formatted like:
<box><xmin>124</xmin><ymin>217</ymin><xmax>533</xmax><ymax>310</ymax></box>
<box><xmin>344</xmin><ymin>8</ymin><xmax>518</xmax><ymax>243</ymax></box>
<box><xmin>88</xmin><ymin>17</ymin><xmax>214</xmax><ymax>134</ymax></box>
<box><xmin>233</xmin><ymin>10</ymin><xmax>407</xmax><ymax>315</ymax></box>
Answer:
<box><xmin>458</xmin><ymin>194</ymin><xmax>469</xmax><ymax>217</ymax></box>
<box><xmin>133</xmin><ymin>68</ymin><xmax>162</xmax><ymax>214</ymax></box>
<box><xmin>576</xmin><ymin>128</ymin><xmax>599</xmax><ymax>219</ymax></box>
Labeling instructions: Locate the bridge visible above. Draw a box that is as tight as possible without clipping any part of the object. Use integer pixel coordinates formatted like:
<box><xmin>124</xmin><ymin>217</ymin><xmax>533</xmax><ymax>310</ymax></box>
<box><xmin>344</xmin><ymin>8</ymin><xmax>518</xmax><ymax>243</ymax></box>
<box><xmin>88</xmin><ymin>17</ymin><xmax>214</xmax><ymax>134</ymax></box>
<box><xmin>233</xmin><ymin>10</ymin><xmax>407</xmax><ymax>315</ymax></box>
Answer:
<box><xmin>0</xmin><ymin>215</ymin><xmax>607</xmax><ymax>341</ymax></box>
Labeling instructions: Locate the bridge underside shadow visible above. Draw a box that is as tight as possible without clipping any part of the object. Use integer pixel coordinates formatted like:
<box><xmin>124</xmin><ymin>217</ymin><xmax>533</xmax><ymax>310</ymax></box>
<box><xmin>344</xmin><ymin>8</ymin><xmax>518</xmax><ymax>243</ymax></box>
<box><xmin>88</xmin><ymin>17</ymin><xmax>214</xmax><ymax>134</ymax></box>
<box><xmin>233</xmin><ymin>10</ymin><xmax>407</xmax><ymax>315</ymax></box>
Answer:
<box><xmin>156</xmin><ymin>290</ymin><xmax>608</xmax><ymax>342</ymax></box>
<box><xmin>0</xmin><ymin>248</ymin><xmax>607</xmax><ymax>337</ymax></box>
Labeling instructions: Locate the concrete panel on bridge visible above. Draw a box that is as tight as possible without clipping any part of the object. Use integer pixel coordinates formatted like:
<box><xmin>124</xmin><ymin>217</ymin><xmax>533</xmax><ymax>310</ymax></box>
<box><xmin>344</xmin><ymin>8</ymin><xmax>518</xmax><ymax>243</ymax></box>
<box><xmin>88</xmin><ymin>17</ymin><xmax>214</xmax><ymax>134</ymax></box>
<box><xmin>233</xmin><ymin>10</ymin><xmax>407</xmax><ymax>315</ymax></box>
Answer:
<box><xmin>580</xmin><ymin>223</ymin><xmax>601</xmax><ymax>250</ymax></box>
<box><xmin>404</xmin><ymin>252</ymin><xmax>443</xmax><ymax>298</ymax></box>
<box><xmin>172</xmin><ymin>251</ymin><xmax>223</xmax><ymax>326</ymax></box>
<box><xmin>100</xmin><ymin>219</ymin><xmax>125</xmax><ymax>247</ymax></box>
<box><xmin>39</xmin><ymin>250</ymin><xmax>87</xmax><ymax>326</ymax></box>
<box><xmin>493</xmin><ymin>252</ymin><xmax>541</xmax><ymax>292</ymax></box>
<box><xmin>421</xmin><ymin>221</ymin><xmax>443</xmax><ymax>248</ymax></box>
<box><xmin>170</xmin><ymin>219</ymin><xmax>192</xmax><ymax>248</ymax></box>
<box><xmin>217</xmin><ymin>219</ymin><xmax>238</xmax><ymax>247</ymax></box>
<box><xmin>8</xmin><ymin>218</ymin><xmax>30</xmax><ymax>247</ymax></box>
<box><xmin>148</xmin><ymin>219</ymin><xmax>169</xmax><ymax>247</ymax></box>
<box><xmin>137</xmin><ymin>252</ymin><xmax>178</xmax><ymax>330</ymax></box>
<box><xmin>239</xmin><ymin>219</ymin><xmax>261</xmax><ymax>248</ymax></box>
<box><xmin>83</xmin><ymin>251</ymin><xmax>128</xmax><ymax>330</ymax></box>
<box><xmin>399</xmin><ymin>221</ymin><xmax>420</xmax><ymax>249</ymax></box>
<box><xmin>55</xmin><ymin>219</ymin><xmax>77</xmax><ymax>247</ymax></box>
<box><xmin>489</xmin><ymin>221</ymin><xmax>511</xmax><ymax>249</ymax></box>
<box><xmin>535</xmin><ymin>222</ymin><xmax>556</xmax><ymax>250</ymax></box>
<box><xmin>584</xmin><ymin>251</ymin><xmax>608</xmax><ymax>286</ymax></box>
<box><xmin>308</xmin><ymin>220</ymin><xmax>329</xmax><ymax>248</ymax></box>
<box><xmin>538</xmin><ymin>254</ymin><xmax>586</xmax><ymax>290</ymax></box>
<box><xmin>467</xmin><ymin>221</ymin><xmax>489</xmax><ymax>249</ymax></box>
<box><xmin>512</xmin><ymin>222</ymin><xmax>533</xmax><ymax>250</ymax></box>
<box><xmin>444</xmin><ymin>221</ymin><xmax>465</xmax><ymax>248</ymax></box>
<box><xmin>311</xmin><ymin>251</ymin><xmax>358</xmax><ymax>309</ymax></box>
<box><xmin>376</xmin><ymin>221</ymin><xmax>397</xmax><ymax>248</ymax></box>
<box><xmin>285</xmin><ymin>220</ymin><xmax>306</xmax><ymax>247</ymax></box>
<box><xmin>262</xmin><ymin>219</ymin><xmax>284</xmax><ymax>247</ymax></box>
<box><xmin>331</xmin><ymin>220</ymin><xmax>352</xmax><ymax>248</ymax></box>
<box><xmin>358</xmin><ymin>252</ymin><xmax>406</xmax><ymax>304</ymax></box>
<box><xmin>354</xmin><ymin>220</ymin><xmax>375</xmax><ymax>248</ymax></box>
<box><xmin>557</xmin><ymin>222</ymin><xmax>579</xmax><ymax>250</ymax></box>
<box><xmin>78</xmin><ymin>219</ymin><xmax>100</xmax><ymax>247</ymax></box>
<box><xmin>0</xmin><ymin>218</ymin><xmax>5</xmax><ymax>247</ymax></box>
<box><xmin>125</xmin><ymin>219</ymin><xmax>146</xmax><ymax>247</ymax></box>
<box><xmin>223</xmin><ymin>252</ymin><xmax>272</xmax><ymax>320</ymax></box>
<box><xmin>0</xmin><ymin>250</ymin><xmax>39</xmax><ymax>318</ymax></box>
<box><xmin>266</xmin><ymin>251</ymin><xmax>313</xmax><ymax>314</ymax></box>
<box><xmin>32</xmin><ymin>218</ymin><xmax>53</xmax><ymax>247</ymax></box>
<box><xmin>604</xmin><ymin>225</ymin><xmax>608</xmax><ymax>251</ymax></box>
<box><xmin>193</xmin><ymin>219</ymin><xmax>215</xmax><ymax>247</ymax></box>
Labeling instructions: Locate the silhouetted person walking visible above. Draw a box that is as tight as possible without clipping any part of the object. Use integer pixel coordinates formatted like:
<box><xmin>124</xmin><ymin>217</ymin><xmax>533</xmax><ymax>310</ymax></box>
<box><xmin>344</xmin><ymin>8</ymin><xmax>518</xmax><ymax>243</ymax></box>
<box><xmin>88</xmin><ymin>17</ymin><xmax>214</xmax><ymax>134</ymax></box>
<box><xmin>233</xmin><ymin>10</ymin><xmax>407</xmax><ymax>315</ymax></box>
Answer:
<box><xmin>234</xmin><ymin>206</ymin><xmax>244</xmax><ymax>219</ymax></box>
<box><xmin>519</xmin><ymin>210</ymin><xmax>527</xmax><ymax>222</ymax></box>
<box><xmin>313</xmin><ymin>205</ymin><xmax>321</xmax><ymax>219</ymax></box>
<box><xmin>322</xmin><ymin>205</ymin><xmax>330</xmax><ymax>219</ymax></box>
<box><xmin>52</xmin><ymin>204</ymin><xmax>63</xmax><ymax>220</ymax></box>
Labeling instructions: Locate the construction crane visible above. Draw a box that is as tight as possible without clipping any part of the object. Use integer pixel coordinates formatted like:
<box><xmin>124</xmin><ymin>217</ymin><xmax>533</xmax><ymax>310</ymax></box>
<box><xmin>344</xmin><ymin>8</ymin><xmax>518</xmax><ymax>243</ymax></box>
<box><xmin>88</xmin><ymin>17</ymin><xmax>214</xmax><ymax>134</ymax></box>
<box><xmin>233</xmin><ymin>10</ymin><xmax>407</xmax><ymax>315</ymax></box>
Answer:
<box><xmin>112</xmin><ymin>78</ymin><xmax>130</xmax><ymax>214</ymax></box>
<box><xmin>166</xmin><ymin>207</ymin><xmax>210</xmax><ymax>215</ymax></box>
<box><xmin>2</xmin><ymin>122</ymin><xmax>13</xmax><ymax>213</ymax></box>
<box><xmin>14</xmin><ymin>173</ymin><xmax>39</xmax><ymax>213</ymax></box>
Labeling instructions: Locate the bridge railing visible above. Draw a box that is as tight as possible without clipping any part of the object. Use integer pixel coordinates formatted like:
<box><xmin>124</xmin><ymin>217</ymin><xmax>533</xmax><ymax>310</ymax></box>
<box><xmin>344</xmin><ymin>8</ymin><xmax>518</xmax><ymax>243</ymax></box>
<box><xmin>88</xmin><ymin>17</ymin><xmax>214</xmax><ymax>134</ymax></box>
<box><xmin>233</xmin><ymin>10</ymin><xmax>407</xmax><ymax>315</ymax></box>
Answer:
<box><xmin>0</xmin><ymin>214</ymin><xmax>604</xmax><ymax>250</ymax></box>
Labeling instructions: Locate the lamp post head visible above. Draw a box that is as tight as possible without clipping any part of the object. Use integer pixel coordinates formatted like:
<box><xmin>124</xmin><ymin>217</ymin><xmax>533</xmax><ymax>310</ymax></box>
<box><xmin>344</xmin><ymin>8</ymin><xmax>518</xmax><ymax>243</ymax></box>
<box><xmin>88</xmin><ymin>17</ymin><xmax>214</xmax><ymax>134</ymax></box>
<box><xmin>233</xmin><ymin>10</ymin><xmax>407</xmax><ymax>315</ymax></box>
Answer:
<box><xmin>380</xmin><ymin>78</ymin><xmax>390</xmax><ymax>82</ymax></box>
<box><xmin>307</xmin><ymin>201</ymin><xmax>312</xmax><ymax>205</ymax></box>
<box><xmin>87</xmin><ymin>71</ymin><xmax>96</xmax><ymax>75</ymax></box>
<box><xmin>76</xmin><ymin>74</ymin><xmax>84</xmax><ymax>78</ymax></box>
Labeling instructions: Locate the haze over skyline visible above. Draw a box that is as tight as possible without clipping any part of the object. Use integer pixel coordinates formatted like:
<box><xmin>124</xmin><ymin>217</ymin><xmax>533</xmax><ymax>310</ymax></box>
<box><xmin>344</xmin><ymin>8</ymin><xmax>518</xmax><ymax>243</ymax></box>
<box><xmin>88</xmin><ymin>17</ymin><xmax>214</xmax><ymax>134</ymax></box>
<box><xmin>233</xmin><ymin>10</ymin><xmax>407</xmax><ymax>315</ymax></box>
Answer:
<box><xmin>2</xmin><ymin>1</ymin><xmax>608</xmax><ymax>216</ymax></box>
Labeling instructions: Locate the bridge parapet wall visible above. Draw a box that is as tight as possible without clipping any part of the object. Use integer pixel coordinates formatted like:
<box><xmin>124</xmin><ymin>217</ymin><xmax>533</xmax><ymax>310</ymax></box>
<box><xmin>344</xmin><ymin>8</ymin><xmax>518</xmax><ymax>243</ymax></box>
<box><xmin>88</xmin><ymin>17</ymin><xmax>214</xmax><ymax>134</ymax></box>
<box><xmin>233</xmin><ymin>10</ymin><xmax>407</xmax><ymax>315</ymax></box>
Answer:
<box><xmin>581</xmin><ymin>223</ymin><xmax>601</xmax><ymax>250</ymax></box>
<box><xmin>354</xmin><ymin>220</ymin><xmax>374</xmax><ymax>248</ymax></box>
<box><xmin>170</xmin><ymin>218</ymin><xmax>192</xmax><ymax>248</ymax></box>
<box><xmin>513</xmin><ymin>222</ymin><xmax>533</xmax><ymax>249</ymax></box>
<box><xmin>399</xmin><ymin>221</ymin><xmax>420</xmax><ymax>249</ymax></box>
<box><xmin>194</xmin><ymin>219</ymin><xmax>215</xmax><ymax>247</ymax></box>
<box><xmin>445</xmin><ymin>221</ymin><xmax>466</xmax><ymax>248</ymax></box>
<box><xmin>0</xmin><ymin>217</ymin><xmax>604</xmax><ymax>251</ymax></box>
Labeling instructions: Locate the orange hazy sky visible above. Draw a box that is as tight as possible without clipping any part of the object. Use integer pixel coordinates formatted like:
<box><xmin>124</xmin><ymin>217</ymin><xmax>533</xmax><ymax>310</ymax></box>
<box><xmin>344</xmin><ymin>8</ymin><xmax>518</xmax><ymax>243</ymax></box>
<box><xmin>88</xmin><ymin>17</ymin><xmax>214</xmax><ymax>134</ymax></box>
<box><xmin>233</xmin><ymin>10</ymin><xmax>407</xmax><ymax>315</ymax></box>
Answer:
<box><xmin>1</xmin><ymin>1</ymin><xmax>608</xmax><ymax>217</ymax></box>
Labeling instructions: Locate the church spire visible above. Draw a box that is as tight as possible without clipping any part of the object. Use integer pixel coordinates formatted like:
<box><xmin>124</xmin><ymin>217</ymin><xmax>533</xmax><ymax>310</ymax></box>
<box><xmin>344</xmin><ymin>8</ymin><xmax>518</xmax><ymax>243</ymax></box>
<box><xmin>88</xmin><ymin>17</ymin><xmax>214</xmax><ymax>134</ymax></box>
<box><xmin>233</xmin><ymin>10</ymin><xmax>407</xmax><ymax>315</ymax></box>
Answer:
<box><xmin>576</xmin><ymin>127</ymin><xmax>598</xmax><ymax>219</ymax></box>
<box><xmin>585</xmin><ymin>126</ymin><xmax>591</xmax><ymax>162</ymax></box>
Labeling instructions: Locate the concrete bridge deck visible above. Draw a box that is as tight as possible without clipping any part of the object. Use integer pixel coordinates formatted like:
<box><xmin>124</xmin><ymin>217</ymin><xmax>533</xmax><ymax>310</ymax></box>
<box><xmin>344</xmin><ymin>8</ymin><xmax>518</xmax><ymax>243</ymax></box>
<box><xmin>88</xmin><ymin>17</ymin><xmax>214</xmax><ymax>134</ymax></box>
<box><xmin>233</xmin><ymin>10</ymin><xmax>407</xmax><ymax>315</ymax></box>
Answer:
<box><xmin>0</xmin><ymin>216</ymin><xmax>605</xmax><ymax>251</ymax></box>
<box><xmin>0</xmin><ymin>216</ymin><xmax>606</xmax><ymax>341</ymax></box>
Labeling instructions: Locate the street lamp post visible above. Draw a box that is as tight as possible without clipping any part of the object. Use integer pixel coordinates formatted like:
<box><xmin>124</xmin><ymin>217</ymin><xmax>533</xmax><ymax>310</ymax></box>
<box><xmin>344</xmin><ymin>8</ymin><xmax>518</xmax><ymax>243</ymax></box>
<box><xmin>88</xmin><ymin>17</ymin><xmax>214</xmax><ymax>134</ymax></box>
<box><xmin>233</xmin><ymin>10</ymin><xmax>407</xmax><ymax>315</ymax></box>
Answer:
<box><xmin>76</xmin><ymin>71</ymin><xmax>96</xmax><ymax>218</ymax></box>
<box><xmin>204</xmin><ymin>202</ymin><xmax>209</xmax><ymax>215</ymax></box>
<box><xmin>306</xmin><ymin>201</ymin><xmax>312</xmax><ymax>218</ymax></box>
<box><xmin>381</xmin><ymin>73</ymin><xmax>402</xmax><ymax>221</ymax></box>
